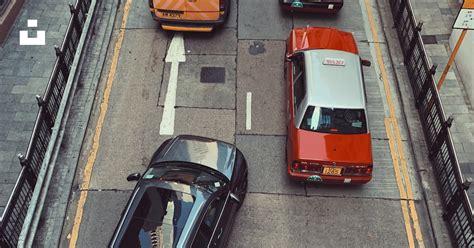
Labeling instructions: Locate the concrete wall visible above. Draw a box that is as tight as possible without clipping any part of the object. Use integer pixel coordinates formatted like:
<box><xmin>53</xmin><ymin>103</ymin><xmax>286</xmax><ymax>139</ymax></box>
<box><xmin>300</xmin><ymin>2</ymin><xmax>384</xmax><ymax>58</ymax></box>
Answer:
<box><xmin>449</xmin><ymin>29</ymin><xmax>474</xmax><ymax>103</ymax></box>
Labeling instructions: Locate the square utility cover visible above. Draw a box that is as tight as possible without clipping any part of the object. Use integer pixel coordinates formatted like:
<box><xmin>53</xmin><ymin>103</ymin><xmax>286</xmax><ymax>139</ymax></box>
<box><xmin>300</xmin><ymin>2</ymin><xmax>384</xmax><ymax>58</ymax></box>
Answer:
<box><xmin>200</xmin><ymin>67</ymin><xmax>225</xmax><ymax>83</ymax></box>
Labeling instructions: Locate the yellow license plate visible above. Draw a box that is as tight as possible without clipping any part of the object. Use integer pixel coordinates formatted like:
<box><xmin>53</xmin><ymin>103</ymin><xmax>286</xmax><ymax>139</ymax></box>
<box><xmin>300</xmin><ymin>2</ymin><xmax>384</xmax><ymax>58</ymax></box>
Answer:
<box><xmin>322</xmin><ymin>167</ymin><xmax>342</xmax><ymax>175</ymax></box>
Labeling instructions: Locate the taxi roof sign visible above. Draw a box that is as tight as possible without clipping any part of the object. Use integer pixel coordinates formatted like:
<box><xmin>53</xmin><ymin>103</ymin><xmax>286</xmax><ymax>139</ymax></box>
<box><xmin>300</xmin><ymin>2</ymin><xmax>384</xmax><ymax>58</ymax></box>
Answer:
<box><xmin>322</xmin><ymin>58</ymin><xmax>345</xmax><ymax>66</ymax></box>
<box><xmin>453</xmin><ymin>0</ymin><xmax>474</xmax><ymax>30</ymax></box>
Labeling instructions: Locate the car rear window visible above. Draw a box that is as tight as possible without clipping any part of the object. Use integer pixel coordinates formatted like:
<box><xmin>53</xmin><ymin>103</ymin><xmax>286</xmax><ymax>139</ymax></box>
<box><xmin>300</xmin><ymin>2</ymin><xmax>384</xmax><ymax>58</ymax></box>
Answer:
<box><xmin>118</xmin><ymin>187</ymin><xmax>194</xmax><ymax>248</ymax></box>
<box><xmin>300</xmin><ymin>106</ymin><xmax>367</xmax><ymax>134</ymax></box>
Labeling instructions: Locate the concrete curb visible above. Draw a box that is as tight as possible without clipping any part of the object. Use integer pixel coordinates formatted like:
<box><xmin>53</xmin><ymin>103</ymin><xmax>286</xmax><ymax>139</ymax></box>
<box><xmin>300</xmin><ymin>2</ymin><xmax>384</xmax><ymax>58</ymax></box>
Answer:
<box><xmin>375</xmin><ymin>0</ymin><xmax>453</xmax><ymax>247</ymax></box>
<box><xmin>17</xmin><ymin>0</ymin><xmax>99</xmax><ymax>246</ymax></box>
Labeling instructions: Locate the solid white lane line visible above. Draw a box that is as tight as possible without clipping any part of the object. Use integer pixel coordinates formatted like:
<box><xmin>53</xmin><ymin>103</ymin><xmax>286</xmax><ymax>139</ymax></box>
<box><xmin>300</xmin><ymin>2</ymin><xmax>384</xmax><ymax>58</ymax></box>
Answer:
<box><xmin>160</xmin><ymin>33</ymin><xmax>185</xmax><ymax>135</ymax></box>
<box><xmin>246</xmin><ymin>92</ymin><xmax>252</xmax><ymax>130</ymax></box>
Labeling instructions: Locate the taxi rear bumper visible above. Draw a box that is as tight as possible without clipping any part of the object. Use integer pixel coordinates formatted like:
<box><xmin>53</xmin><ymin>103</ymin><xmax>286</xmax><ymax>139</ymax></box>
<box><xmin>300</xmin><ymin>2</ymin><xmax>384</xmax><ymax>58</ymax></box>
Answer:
<box><xmin>150</xmin><ymin>8</ymin><xmax>228</xmax><ymax>32</ymax></box>
<box><xmin>287</xmin><ymin>165</ymin><xmax>372</xmax><ymax>184</ymax></box>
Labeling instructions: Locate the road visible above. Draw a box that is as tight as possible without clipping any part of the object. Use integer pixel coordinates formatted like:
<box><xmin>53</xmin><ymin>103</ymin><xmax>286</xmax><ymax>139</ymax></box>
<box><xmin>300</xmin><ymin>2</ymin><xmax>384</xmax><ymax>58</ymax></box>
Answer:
<box><xmin>58</xmin><ymin>0</ymin><xmax>438</xmax><ymax>247</ymax></box>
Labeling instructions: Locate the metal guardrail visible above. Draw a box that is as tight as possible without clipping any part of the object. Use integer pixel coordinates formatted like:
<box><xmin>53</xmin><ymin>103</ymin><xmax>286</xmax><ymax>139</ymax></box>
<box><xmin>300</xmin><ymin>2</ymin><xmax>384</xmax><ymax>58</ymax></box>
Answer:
<box><xmin>389</xmin><ymin>0</ymin><xmax>474</xmax><ymax>247</ymax></box>
<box><xmin>0</xmin><ymin>0</ymin><xmax>92</xmax><ymax>246</ymax></box>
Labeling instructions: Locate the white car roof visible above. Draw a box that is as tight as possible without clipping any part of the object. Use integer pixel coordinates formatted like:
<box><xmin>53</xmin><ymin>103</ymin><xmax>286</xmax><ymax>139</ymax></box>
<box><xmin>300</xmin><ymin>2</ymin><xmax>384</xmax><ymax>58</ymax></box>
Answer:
<box><xmin>303</xmin><ymin>49</ymin><xmax>366</xmax><ymax>109</ymax></box>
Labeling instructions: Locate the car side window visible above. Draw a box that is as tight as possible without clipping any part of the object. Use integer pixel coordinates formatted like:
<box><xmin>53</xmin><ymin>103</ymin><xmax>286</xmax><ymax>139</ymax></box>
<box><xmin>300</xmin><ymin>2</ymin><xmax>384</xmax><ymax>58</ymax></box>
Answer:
<box><xmin>293</xmin><ymin>54</ymin><xmax>306</xmax><ymax>111</ymax></box>
<box><xmin>192</xmin><ymin>196</ymin><xmax>226</xmax><ymax>248</ymax></box>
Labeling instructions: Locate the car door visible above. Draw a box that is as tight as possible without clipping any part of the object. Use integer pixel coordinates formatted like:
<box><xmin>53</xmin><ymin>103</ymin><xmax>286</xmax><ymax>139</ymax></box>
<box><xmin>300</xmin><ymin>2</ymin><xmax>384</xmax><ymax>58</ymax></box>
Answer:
<box><xmin>287</xmin><ymin>53</ymin><xmax>306</xmax><ymax>162</ymax></box>
<box><xmin>191</xmin><ymin>191</ymin><xmax>227</xmax><ymax>248</ymax></box>
<box><xmin>211</xmin><ymin>191</ymin><xmax>239</xmax><ymax>248</ymax></box>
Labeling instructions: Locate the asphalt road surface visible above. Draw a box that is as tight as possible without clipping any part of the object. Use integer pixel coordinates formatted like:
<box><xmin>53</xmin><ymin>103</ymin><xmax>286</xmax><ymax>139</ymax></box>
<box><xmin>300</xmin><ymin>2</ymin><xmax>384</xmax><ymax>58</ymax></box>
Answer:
<box><xmin>59</xmin><ymin>0</ymin><xmax>438</xmax><ymax>247</ymax></box>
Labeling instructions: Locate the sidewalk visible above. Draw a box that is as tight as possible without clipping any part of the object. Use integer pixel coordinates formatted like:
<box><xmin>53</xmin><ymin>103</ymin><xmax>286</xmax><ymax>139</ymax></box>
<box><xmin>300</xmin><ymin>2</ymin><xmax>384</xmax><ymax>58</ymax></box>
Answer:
<box><xmin>0</xmin><ymin>0</ymin><xmax>71</xmax><ymax>214</ymax></box>
<box><xmin>409</xmin><ymin>0</ymin><xmax>474</xmax><ymax>201</ymax></box>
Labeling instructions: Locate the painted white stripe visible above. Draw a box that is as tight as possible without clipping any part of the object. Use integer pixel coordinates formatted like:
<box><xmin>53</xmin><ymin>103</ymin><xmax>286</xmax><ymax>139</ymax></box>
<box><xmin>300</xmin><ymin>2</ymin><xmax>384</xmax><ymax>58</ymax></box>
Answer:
<box><xmin>160</xmin><ymin>33</ymin><xmax>185</xmax><ymax>135</ymax></box>
<box><xmin>246</xmin><ymin>92</ymin><xmax>252</xmax><ymax>130</ymax></box>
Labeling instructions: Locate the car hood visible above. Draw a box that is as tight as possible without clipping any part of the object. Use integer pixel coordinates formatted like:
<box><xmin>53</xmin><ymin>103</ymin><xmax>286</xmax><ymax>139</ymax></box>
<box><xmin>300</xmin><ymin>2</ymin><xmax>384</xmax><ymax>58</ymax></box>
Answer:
<box><xmin>295</xmin><ymin>129</ymin><xmax>373</xmax><ymax>165</ymax></box>
<box><xmin>153</xmin><ymin>0</ymin><xmax>220</xmax><ymax>12</ymax></box>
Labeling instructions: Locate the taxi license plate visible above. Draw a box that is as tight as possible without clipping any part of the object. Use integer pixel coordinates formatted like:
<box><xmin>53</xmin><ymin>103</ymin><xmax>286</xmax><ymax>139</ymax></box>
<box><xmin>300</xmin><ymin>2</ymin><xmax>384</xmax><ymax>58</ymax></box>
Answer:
<box><xmin>322</xmin><ymin>167</ymin><xmax>342</xmax><ymax>176</ymax></box>
<box><xmin>162</xmin><ymin>12</ymin><xmax>182</xmax><ymax>18</ymax></box>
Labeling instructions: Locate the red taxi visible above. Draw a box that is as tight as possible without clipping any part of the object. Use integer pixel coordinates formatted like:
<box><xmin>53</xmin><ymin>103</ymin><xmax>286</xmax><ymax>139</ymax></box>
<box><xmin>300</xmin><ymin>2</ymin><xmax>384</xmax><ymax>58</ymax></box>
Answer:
<box><xmin>285</xmin><ymin>27</ymin><xmax>373</xmax><ymax>184</ymax></box>
<box><xmin>279</xmin><ymin>0</ymin><xmax>343</xmax><ymax>13</ymax></box>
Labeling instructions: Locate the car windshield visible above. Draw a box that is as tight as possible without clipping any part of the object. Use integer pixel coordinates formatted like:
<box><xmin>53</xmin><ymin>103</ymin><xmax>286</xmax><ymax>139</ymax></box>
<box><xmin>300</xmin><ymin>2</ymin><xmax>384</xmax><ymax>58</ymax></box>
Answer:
<box><xmin>143</xmin><ymin>165</ymin><xmax>225</xmax><ymax>193</ymax></box>
<box><xmin>300</xmin><ymin>106</ymin><xmax>367</xmax><ymax>134</ymax></box>
<box><xmin>119</xmin><ymin>187</ymin><xmax>195</xmax><ymax>248</ymax></box>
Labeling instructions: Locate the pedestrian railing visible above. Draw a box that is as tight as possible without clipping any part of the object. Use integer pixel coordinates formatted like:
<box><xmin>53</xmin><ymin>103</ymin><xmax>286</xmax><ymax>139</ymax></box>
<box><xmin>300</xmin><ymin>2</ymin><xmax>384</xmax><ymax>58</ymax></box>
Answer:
<box><xmin>0</xmin><ymin>0</ymin><xmax>92</xmax><ymax>246</ymax></box>
<box><xmin>389</xmin><ymin>0</ymin><xmax>473</xmax><ymax>247</ymax></box>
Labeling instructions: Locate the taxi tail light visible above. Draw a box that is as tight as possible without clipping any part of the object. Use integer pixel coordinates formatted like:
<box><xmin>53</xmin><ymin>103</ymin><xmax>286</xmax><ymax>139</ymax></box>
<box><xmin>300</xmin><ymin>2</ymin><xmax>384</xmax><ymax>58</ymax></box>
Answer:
<box><xmin>292</xmin><ymin>161</ymin><xmax>301</xmax><ymax>171</ymax></box>
<box><xmin>344</xmin><ymin>165</ymin><xmax>372</xmax><ymax>175</ymax></box>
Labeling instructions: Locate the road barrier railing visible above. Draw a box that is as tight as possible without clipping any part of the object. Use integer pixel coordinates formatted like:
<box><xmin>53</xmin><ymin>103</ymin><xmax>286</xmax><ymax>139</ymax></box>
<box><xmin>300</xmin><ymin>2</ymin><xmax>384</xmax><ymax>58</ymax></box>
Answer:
<box><xmin>0</xmin><ymin>0</ymin><xmax>92</xmax><ymax>246</ymax></box>
<box><xmin>389</xmin><ymin>0</ymin><xmax>473</xmax><ymax>247</ymax></box>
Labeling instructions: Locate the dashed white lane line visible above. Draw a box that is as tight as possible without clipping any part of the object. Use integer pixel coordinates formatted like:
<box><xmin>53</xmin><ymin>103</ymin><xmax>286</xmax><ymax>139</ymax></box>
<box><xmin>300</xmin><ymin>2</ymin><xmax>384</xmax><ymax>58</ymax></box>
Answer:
<box><xmin>160</xmin><ymin>33</ymin><xmax>185</xmax><ymax>135</ymax></box>
<box><xmin>246</xmin><ymin>92</ymin><xmax>252</xmax><ymax>130</ymax></box>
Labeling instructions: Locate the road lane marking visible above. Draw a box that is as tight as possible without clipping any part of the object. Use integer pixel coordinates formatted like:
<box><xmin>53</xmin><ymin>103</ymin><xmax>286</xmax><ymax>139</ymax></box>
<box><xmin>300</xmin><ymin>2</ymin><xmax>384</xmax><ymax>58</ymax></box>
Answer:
<box><xmin>67</xmin><ymin>0</ymin><xmax>134</xmax><ymax>246</ymax></box>
<box><xmin>246</xmin><ymin>92</ymin><xmax>252</xmax><ymax>130</ymax></box>
<box><xmin>386</xmin><ymin>118</ymin><xmax>415</xmax><ymax>247</ymax></box>
<box><xmin>361</xmin><ymin>0</ymin><xmax>425</xmax><ymax>247</ymax></box>
<box><xmin>159</xmin><ymin>33</ymin><xmax>185</xmax><ymax>135</ymax></box>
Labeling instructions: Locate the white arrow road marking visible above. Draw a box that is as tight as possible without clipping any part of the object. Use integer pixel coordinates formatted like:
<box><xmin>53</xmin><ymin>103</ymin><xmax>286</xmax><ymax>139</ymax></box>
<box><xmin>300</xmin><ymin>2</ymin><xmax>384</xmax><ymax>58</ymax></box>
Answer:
<box><xmin>160</xmin><ymin>33</ymin><xmax>185</xmax><ymax>135</ymax></box>
<box><xmin>246</xmin><ymin>92</ymin><xmax>252</xmax><ymax>130</ymax></box>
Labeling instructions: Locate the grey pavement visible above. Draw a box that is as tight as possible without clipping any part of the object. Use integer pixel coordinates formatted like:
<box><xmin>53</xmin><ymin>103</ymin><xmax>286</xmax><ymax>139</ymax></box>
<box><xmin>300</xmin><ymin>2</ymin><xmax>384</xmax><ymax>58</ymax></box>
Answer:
<box><xmin>0</xmin><ymin>0</ymin><xmax>71</xmax><ymax>214</ymax></box>
<box><xmin>409</xmin><ymin>0</ymin><xmax>474</xmax><ymax>201</ymax></box>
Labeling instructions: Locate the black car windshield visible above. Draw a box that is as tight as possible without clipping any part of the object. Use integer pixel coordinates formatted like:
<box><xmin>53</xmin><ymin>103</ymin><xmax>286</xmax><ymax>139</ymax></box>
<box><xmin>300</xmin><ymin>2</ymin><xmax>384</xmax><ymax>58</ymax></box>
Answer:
<box><xmin>300</xmin><ymin>106</ymin><xmax>367</xmax><ymax>134</ymax></box>
<box><xmin>119</xmin><ymin>186</ymin><xmax>195</xmax><ymax>248</ymax></box>
<box><xmin>143</xmin><ymin>164</ymin><xmax>225</xmax><ymax>193</ymax></box>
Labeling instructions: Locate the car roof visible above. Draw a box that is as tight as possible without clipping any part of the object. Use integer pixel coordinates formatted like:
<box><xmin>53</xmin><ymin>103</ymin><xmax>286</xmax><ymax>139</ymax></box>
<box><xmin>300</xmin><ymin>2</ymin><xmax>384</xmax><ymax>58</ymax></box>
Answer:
<box><xmin>156</xmin><ymin>135</ymin><xmax>236</xmax><ymax>180</ymax></box>
<box><xmin>303</xmin><ymin>49</ymin><xmax>366</xmax><ymax>109</ymax></box>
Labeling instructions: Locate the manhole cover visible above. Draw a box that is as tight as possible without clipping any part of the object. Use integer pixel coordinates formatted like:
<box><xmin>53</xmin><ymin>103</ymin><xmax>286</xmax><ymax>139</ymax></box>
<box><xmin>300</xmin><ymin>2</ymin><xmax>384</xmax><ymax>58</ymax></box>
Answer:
<box><xmin>200</xmin><ymin>67</ymin><xmax>225</xmax><ymax>83</ymax></box>
<box><xmin>421</xmin><ymin>35</ymin><xmax>437</xmax><ymax>44</ymax></box>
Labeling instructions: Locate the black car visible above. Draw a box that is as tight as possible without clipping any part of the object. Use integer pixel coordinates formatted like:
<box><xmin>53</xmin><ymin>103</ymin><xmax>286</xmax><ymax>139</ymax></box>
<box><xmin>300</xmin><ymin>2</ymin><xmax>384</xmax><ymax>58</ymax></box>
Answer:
<box><xmin>109</xmin><ymin>135</ymin><xmax>248</xmax><ymax>248</ymax></box>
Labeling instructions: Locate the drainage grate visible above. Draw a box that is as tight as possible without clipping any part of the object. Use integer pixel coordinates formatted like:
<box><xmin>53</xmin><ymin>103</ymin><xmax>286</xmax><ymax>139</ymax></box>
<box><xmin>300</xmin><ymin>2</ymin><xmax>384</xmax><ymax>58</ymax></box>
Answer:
<box><xmin>421</xmin><ymin>35</ymin><xmax>437</xmax><ymax>44</ymax></box>
<box><xmin>200</xmin><ymin>67</ymin><xmax>225</xmax><ymax>83</ymax></box>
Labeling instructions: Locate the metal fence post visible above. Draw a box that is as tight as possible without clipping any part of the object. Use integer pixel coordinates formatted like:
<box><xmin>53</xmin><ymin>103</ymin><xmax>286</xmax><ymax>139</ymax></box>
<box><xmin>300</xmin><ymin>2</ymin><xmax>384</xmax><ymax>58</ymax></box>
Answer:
<box><xmin>429</xmin><ymin>115</ymin><xmax>454</xmax><ymax>159</ymax></box>
<box><xmin>36</xmin><ymin>95</ymin><xmax>54</xmax><ymax>128</ymax></box>
<box><xmin>415</xmin><ymin>64</ymin><xmax>437</xmax><ymax>108</ymax></box>
<box><xmin>17</xmin><ymin>153</ymin><xmax>27</xmax><ymax>167</ymax></box>
<box><xmin>404</xmin><ymin>22</ymin><xmax>423</xmax><ymax>64</ymax></box>
<box><xmin>443</xmin><ymin>179</ymin><xmax>472</xmax><ymax>220</ymax></box>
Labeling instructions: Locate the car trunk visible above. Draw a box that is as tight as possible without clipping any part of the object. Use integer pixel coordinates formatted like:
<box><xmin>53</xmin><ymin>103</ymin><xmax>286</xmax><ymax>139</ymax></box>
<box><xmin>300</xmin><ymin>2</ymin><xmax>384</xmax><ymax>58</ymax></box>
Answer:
<box><xmin>295</xmin><ymin>129</ymin><xmax>373</xmax><ymax>165</ymax></box>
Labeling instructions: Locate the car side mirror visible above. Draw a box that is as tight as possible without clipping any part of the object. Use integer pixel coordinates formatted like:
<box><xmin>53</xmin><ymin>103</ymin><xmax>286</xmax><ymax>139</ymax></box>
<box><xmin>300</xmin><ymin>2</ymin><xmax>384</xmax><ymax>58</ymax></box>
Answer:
<box><xmin>127</xmin><ymin>173</ymin><xmax>141</xmax><ymax>181</ymax></box>
<box><xmin>361</xmin><ymin>58</ymin><xmax>371</xmax><ymax>67</ymax></box>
